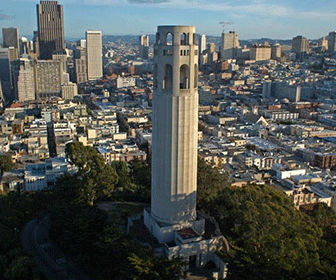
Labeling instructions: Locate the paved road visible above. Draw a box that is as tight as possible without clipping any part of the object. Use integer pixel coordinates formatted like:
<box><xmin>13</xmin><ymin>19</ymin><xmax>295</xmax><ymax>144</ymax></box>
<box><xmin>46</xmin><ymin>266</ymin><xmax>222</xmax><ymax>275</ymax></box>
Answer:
<box><xmin>22</xmin><ymin>217</ymin><xmax>91</xmax><ymax>280</ymax></box>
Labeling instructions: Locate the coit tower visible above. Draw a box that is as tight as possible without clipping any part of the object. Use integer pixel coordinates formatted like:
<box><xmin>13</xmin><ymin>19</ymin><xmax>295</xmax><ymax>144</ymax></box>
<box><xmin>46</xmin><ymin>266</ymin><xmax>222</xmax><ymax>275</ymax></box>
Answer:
<box><xmin>151</xmin><ymin>26</ymin><xmax>199</xmax><ymax>225</ymax></box>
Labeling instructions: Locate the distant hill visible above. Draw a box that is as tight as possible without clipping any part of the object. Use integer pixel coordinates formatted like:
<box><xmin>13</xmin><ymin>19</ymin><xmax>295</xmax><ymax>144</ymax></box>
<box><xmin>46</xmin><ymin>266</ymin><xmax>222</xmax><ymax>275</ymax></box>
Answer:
<box><xmin>100</xmin><ymin>34</ymin><xmax>294</xmax><ymax>47</ymax></box>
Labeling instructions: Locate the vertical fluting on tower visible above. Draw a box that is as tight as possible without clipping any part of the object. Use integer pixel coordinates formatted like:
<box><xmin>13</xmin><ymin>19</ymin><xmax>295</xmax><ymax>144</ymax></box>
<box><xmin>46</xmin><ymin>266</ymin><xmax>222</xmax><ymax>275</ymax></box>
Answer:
<box><xmin>151</xmin><ymin>26</ymin><xmax>199</xmax><ymax>225</ymax></box>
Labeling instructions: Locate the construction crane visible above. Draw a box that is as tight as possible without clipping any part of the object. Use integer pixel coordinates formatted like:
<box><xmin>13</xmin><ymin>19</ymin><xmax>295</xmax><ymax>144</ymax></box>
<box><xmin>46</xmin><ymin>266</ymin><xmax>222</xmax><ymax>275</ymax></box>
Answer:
<box><xmin>219</xmin><ymin>21</ymin><xmax>233</xmax><ymax>33</ymax></box>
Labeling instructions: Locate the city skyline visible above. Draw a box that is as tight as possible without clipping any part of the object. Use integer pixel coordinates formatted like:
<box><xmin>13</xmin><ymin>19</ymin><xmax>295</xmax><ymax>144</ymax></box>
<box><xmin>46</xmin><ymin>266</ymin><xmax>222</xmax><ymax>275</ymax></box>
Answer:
<box><xmin>2</xmin><ymin>0</ymin><xmax>336</xmax><ymax>40</ymax></box>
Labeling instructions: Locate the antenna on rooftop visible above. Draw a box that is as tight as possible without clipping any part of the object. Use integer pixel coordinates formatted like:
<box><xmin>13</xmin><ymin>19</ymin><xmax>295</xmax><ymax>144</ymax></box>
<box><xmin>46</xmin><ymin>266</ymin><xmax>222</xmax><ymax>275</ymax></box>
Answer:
<box><xmin>219</xmin><ymin>21</ymin><xmax>233</xmax><ymax>33</ymax></box>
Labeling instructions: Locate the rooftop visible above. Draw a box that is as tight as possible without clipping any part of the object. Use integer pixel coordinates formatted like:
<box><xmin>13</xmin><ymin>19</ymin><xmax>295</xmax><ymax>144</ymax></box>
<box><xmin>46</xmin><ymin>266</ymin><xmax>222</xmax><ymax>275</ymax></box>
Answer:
<box><xmin>176</xmin><ymin>228</ymin><xmax>200</xmax><ymax>240</ymax></box>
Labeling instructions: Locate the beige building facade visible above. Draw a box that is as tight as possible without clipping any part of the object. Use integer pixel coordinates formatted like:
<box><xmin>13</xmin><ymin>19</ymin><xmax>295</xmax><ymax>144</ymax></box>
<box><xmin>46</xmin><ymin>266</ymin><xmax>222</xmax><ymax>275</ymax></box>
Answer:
<box><xmin>86</xmin><ymin>30</ymin><xmax>102</xmax><ymax>80</ymax></box>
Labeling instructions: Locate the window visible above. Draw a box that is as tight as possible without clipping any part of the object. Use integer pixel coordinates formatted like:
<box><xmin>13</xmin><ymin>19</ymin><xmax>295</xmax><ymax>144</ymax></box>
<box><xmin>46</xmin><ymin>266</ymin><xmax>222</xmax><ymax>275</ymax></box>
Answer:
<box><xmin>180</xmin><ymin>64</ymin><xmax>190</xmax><ymax>89</ymax></box>
<box><xmin>163</xmin><ymin>64</ymin><xmax>172</xmax><ymax>89</ymax></box>
<box><xmin>180</xmin><ymin>32</ymin><xmax>188</xmax><ymax>45</ymax></box>
<box><xmin>166</xmin><ymin>33</ymin><xmax>173</xmax><ymax>45</ymax></box>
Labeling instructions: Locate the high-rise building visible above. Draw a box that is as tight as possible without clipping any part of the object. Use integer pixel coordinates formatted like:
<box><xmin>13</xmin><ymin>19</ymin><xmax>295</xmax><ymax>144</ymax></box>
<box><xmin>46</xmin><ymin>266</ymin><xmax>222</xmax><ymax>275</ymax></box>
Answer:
<box><xmin>271</xmin><ymin>43</ymin><xmax>282</xmax><ymax>60</ymax></box>
<box><xmin>33</xmin><ymin>31</ymin><xmax>39</xmax><ymax>56</ymax></box>
<box><xmin>0</xmin><ymin>81</ymin><xmax>3</xmax><ymax>109</ymax></box>
<box><xmin>0</xmin><ymin>48</ymin><xmax>13</xmax><ymax>104</ymax></box>
<box><xmin>221</xmin><ymin>31</ymin><xmax>240</xmax><ymax>60</ymax></box>
<box><xmin>328</xmin><ymin>31</ymin><xmax>336</xmax><ymax>53</ymax></box>
<box><xmin>77</xmin><ymin>39</ymin><xmax>86</xmax><ymax>49</ymax></box>
<box><xmin>74</xmin><ymin>45</ymin><xmax>87</xmax><ymax>84</ymax></box>
<box><xmin>292</xmin><ymin>35</ymin><xmax>309</xmax><ymax>60</ymax></box>
<box><xmin>34</xmin><ymin>60</ymin><xmax>62</xmax><ymax>98</ymax></box>
<box><xmin>75</xmin><ymin>58</ymin><xmax>87</xmax><ymax>84</ymax></box>
<box><xmin>2</xmin><ymin>28</ymin><xmax>19</xmax><ymax>49</ymax></box>
<box><xmin>8</xmin><ymin>47</ymin><xmax>19</xmax><ymax>62</ymax></box>
<box><xmin>139</xmin><ymin>35</ymin><xmax>149</xmax><ymax>59</ymax></box>
<box><xmin>75</xmin><ymin>46</ymin><xmax>86</xmax><ymax>60</ymax></box>
<box><xmin>52</xmin><ymin>53</ymin><xmax>67</xmax><ymax>76</ymax></box>
<box><xmin>86</xmin><ymin>31</ymin><xmax>102</xmax><ymax>80</ymax></box>
<box><xmin>37</xmin><ymin>1</ymin><xmax>65</xmax><ymax>59</ymax></box>
<box><xmin>20</xmin><ymin>37</ymin><xmax>31</xmax><ymax>55</ymax></box>
<box><xmin>2</xmin><ymin>28</ymin><xmax>19</xmax><ymax>60</ymax></box>
<box><xmin>199</xmin><ymin>34</ymin><xmax>206</xmax><ymax>54</ymax></box>
<box><xmin>206</xmin><ymin>42</ymin><xmax>218</xmax><ymax>64</ymax></box>
<box><xmin>318</xmin><ymin>37</ymin><xmax>328</xmax><ymax>52</ymax></box>
<box><xmin>250</xmin><ymin>44</ymin><xmax>271</xmax><ymax>61</ymax></box>
<box><xmin>207</xmin><ymin>42</ymin><xmax>216</xmax><ymax>53</ymax></box>
<box><xmin>142</xmin><ymin>26</ymin><xmax>225</xmax><ymax>272</ymax></box>
<box><xmin>12</xmin><ymin>58</ymin><xmax>35</xmax><ymax>101</ymax></box>
<box><xmin>61</xmin><ymin>82</ymin><xmax>77</xmax><ymax>99</ymax></box>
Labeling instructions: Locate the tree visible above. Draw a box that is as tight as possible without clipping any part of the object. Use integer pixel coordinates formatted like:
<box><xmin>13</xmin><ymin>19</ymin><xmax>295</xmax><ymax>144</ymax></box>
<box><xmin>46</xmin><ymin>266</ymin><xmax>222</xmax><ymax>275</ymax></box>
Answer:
<box><xmin>205</xmin><ymin>185</ymin><xmax>325</xmax><ymax>279</ymax></box>
<box><xmin>129</xmin><ymin>157</ymin><xmax>151</xmax><ymax>189</ymax></box>
<box><xmin>197</xmin><ymin>158</ymin><xmax>228</xmax><ymax>209</ymax></box>
<box><xmin>111</xmin><ymin>161</ymin><xmax>131</xmax><ymax>190</ymax></box>
<box><xmin>0</xmin><ymin>154</ymin><xmax>13</xmax><ymax>173</ymax></box>
<box><xmin>196</xmin><ymin>161</ymin><xmax>334</xmax><ymax>280</ymax></box>
<box><xmin>65</xmin><ymin>142</ymin><xmax>119</xmax><ymax>205</ymax></box>
<box><xmin>129</xmin><ymin>253</ymin><xmax>185</xmax><ymax>280</ymax></box>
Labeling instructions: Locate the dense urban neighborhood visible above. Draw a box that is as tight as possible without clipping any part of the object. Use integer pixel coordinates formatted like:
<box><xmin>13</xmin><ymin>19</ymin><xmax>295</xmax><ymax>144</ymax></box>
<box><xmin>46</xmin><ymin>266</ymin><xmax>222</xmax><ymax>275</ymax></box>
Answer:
<box><xmin>2</xmin><ymin>1</ymin><xmax>336</xmax><ymax>280</ymax></box>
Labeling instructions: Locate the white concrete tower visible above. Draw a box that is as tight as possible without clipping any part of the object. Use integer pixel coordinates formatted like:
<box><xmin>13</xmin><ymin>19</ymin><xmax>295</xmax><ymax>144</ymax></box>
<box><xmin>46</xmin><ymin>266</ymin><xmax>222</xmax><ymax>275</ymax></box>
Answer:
<box><xmin>199</xmin><ymin>34</ymin><xmax>206</xmax><ymax>54</ymax></box>
<box><xmin>151</xmin><ymin>26</ymin><xmax>199</xmax><ymax>226</ymax></box>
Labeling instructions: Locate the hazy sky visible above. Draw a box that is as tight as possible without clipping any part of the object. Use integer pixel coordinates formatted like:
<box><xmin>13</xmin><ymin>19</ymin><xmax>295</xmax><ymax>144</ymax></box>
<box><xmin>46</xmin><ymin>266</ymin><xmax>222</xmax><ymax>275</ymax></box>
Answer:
<box><xmin>1</xmin><ymin>0</ymin><xmax>336</xmax><ymax>39</ymax></box>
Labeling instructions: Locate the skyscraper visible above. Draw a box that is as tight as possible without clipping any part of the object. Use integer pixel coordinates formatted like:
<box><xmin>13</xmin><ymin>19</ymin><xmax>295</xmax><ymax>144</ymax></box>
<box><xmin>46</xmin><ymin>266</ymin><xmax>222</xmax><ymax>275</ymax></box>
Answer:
<box><xmin>34</xmin><ymin>60</ymin><xmax>62</xmax><ymax>98</ymax></box>
<box><xmin>0</xmin><ymin>49</ymin><xmax>13</xmax><ymax>104</ymax></box>
<box><xmin>37</xmin><ymin>1</ymin><xmax>65</xmax><ymax>59</ymax></box>
<box><xmin>292</xmin><ymin>35</ymin><xmax>309</xmax><ymax>60</ymax></box>
<box><xmin>221</xmin><ymin>31</ymin><xmax>240</xmax><ymax>60</ymax></box>
<box><xmin>2</xmin><ymin>28</ymin><xmax>19</xmax><ymax>60</ymax></box>
<box><xmin>271</xmin><ymin>43</ymin><xmax>282</xmax><ymax>60</ymax></box>
<box><xmin>199</xmin><ymin>34</ymin><xmax>206</xmax><ymax>54</ymax></box>
<box><xmin>75</xmin><ymin>58</ymin><xmax>88</xmax><ymax>84</ymax></box>
<box><xmin>20</xmin><ymin>37</ymin><xmax>30</xmax><ymax>55</ymax></box>
<box><xmin>12</xmin><ymin>58</ymin><xmax>35</xmax><ymax>101</ymax></box>
<box><xmin>328</xmin><ymin>31</ymin><xmax>336</xmax><ymax>53</ymax></box>
<box><xmin>86</xmin><ymin>31</ymin><xmax>102</xmax><ymax>81</ymax></box>
<box><xmin>318</xmin><ymin>37</ymin><xmax>328</xmax><ymax>52</ymax></box>
<box><xmin>33</xmin><ymin>31</ymin><xmax>39</xmax><ymax>57</ymax></box>
<box><xmin>139</xmin><ymin>35</ymin><xmax>149</xmax><ymax>59</ymax></box>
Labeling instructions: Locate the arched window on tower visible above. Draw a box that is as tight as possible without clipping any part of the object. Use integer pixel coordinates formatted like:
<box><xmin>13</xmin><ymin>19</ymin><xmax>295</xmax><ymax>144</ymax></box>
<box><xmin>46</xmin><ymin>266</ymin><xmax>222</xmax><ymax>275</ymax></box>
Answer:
<box><xmin>166</xmin><ymin>33</ymin><xmax>173</xmax><ymax>45</ymax></box>
<box><xmin>193</xmin><ymin>33</ymin><xmax>197</xmax><ymax>45</ymax></box>
<box><xmin>180</xmin><ymin>64</ymin><xmax>190</xmax><ymax>89</ymax></box>
<box><xmin>163</xmin><ymin>64</ymin><xmax>172</xmax><ymax>90</ymax></box>
<box><xmin>194</xmin><ymin>64</ymin><xmax>198</xmax><ymax>88</ymax></box>
<box><xmin>180</xmin><ymin>32</ymin><xmax>188</xmax><ymax>45</ymax></box>
<box><xmin>156</xmin><ymin>33</ymin><xmax>160</xmax><ymax>44</ymax></box>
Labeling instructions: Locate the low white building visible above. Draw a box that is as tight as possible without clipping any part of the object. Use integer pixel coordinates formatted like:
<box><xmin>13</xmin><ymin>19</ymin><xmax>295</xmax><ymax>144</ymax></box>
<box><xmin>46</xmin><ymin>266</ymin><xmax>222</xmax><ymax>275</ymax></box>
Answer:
<box><xmin>24</xmin><ymin>157</ymin><xmax>77</xmax><ymax>192</ymax></box>
<box><xmin>116</xmin><ymin>76</ymin><xmax>136</xmax><ymax>88</ymax></box>
<box><xmin>273</xmin><ymin>164</ymin><xmax>306</xmax><ymax>180</ymax></box>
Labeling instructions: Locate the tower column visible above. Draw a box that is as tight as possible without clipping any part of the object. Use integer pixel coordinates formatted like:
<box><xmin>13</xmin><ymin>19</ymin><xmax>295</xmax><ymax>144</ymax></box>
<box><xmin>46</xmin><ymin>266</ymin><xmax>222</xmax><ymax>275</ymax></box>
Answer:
<box><xmin>151</xmin><ymin>26</ymin><xmax>199</xmax><ymax>225</ymax></box>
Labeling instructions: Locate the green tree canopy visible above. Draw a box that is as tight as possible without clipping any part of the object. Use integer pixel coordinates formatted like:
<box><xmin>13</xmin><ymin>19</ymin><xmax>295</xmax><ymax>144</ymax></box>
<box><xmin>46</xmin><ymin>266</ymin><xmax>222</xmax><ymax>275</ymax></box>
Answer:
<box><xmin>65</xmin><ymin>142</ymin><xmax>119</xmax><ymax>205</ymax></box>
<box><xmin>197</xmin><ymin>161</ymin><xmax>336</xmax><ymax>280</ymax></box>
<box><xmin>0</xmin><ymin>154</ymin><xmax>13</xmax><ymax>173</ymax></box>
